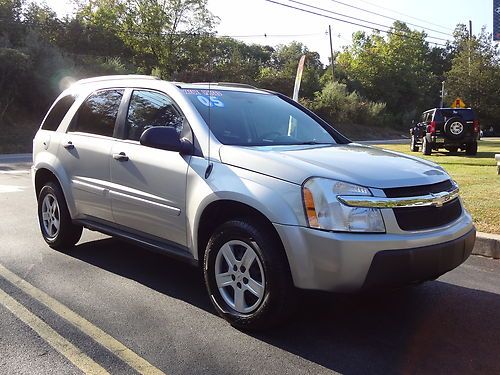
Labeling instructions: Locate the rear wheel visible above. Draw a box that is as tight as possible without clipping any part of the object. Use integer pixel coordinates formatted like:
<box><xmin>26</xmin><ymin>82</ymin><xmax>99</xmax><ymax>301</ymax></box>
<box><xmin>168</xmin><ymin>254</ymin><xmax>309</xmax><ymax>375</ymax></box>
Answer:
<box><xmin>465</xmin><ymin>142</ymin><xmax>478</xmax><ymax>156</ymax></box>
<box><xmin>204</xmin><ymin>219</ymin><xmax>295</xmax><ymax>330</ymax></box>
<box><xmin>37</xmin><ymin>182</ymin><xmax>83</xmax><ymax>250</ymax></box>
<box><xmin>422</xmin><ymin>137</ymin><xmax>432</xmax><ymax>155</ymax></box>
<box><xmin>410</xmin><ymin>136</ymin><xmax>419</xmax><ymax>152</ymax></box>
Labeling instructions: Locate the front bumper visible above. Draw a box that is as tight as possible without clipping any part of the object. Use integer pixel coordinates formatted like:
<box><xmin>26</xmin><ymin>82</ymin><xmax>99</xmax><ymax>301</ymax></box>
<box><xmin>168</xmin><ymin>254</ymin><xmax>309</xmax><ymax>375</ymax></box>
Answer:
<box><xmin>274</xmin><ymin>212</ymin><xmax>475</xmax><ymax>292</ymax></box>
<box><xmin>362</xmin><ymin>229</ymin><xmax>475</xmax><ymax>289</ymax></box>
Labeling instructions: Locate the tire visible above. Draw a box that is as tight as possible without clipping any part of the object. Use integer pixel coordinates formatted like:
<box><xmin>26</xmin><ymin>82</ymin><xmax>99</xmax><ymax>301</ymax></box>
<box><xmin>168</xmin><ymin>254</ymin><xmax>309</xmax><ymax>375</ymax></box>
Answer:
<box><xmin>465</xmin><ymin>142</ymin><xmax>478</xmax><ymax>156</ymax></box>
<box><xmin>410</xmin><ymin>135</ymin><xmax>419</xmax><ymax>152</ymax></box>
<box><xmin>204</xmin><ymin>219</ymin><xmax>295</xmax><ymax>330</ymax></box>
<box><xmin>422</xmin><ymin>137</ymin><xmax>432</xmax><ymax>155</ymax></box>
<box><xmin>37</xmin><ymin>182</ymin><xmax>83</xmax><ymax>250</ymax></box>
<box><xmin>444</xmin><ymin>117</ymin><xmax>466</xmax><ymax>139</ymax></box>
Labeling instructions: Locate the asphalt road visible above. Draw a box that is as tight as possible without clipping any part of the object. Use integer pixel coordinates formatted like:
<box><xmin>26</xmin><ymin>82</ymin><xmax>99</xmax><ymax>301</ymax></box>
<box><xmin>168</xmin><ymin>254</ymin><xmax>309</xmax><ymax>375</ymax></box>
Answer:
<box><xmin>1</xmin><ymin>160</ymin><xmax>499</xmax><ymax>375</ymax></box>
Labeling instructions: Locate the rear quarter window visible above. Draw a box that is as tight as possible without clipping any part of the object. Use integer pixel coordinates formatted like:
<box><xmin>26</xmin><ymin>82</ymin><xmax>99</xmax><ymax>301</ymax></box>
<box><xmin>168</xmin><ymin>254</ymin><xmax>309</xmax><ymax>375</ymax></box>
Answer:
<box><xmin>41</xmin><ymin>95</ymin><xmax>76</xmax><ymax>131</ymax></box>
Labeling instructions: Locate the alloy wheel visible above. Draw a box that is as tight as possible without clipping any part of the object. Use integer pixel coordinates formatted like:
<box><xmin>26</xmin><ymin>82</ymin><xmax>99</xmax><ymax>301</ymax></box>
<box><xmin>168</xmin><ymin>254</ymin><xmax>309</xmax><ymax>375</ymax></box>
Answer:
<box><xmin>214</xmin><ymin>240</ymin><xmax>265</xmax><ymax>314</ymax></box>
<box><xmin>41</xmin><ymin>193</ymin><xmax>60</xmax><ymax>239</ymax></box>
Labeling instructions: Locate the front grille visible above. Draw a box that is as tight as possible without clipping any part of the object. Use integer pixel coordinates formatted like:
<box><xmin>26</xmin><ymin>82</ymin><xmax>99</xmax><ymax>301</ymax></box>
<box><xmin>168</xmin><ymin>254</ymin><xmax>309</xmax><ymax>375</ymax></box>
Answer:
<box><xmin>393</xmin><ymin>198</ymin><xmax>462</xmax><ymax>231</ymax></box>
<box><xmin>384</xmin><ymin>180</ymin><xmax>462</xmax><ymax>231</ymax></box>
<box><xmin>384</xmin><ymin>179</ymin><xmax>453</xmax><ymax>198</ymax></box>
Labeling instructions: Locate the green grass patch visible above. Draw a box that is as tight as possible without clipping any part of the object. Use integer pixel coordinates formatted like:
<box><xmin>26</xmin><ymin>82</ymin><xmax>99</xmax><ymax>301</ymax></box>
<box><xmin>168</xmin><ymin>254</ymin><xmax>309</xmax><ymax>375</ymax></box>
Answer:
<box><xmin>374</xmin><ymin>138</ymin><xmax>500</xmax><ymax>234</ymax></box>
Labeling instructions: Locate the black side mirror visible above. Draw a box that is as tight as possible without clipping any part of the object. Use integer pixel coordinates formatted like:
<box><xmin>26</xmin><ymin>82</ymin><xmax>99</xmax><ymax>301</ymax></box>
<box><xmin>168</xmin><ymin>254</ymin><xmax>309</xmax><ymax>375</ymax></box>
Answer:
<box><xmin>139</xmin><ymin>126</ymin><xmax>192</xmax><ymax>154</ymax></box>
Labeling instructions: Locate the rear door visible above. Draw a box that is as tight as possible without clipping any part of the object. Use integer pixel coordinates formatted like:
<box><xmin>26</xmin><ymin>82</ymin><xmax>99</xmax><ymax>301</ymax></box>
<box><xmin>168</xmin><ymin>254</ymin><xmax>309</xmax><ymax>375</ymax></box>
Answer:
<box><xmin>109</xmin><ymin>89</ymin><xmax>190</xmax><ymax>246</ymax></box>
<box><xmin>58</xmin><ymin>89</ymin><xmax>125</xmax><ymax>222</ymax></box>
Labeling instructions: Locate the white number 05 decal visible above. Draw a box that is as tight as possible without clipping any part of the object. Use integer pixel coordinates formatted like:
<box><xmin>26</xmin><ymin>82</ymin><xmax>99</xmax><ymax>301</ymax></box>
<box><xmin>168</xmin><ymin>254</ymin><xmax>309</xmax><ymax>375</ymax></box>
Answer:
<box><xmin>197</xmin><ymin>95</ymin><xmax>225</xmax><ymax>108</ymax></box>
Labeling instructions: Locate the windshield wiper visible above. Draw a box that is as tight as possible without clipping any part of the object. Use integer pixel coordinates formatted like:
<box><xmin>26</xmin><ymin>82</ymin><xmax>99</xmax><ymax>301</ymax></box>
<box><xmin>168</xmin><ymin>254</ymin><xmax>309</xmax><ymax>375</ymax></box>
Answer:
<box><xmin>294</xmin><ymin>141</ymin><xmax>334</xmax><ymax>145</ymax></box>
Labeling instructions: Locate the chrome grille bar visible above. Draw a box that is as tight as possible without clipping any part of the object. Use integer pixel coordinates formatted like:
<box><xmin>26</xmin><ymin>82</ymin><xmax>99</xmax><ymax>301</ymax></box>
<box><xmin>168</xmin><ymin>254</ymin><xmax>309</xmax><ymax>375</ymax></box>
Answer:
<box><xmin>337</xmin><ymin>187</ymin><xmax>460</xmax><ymax>209</ymax></box>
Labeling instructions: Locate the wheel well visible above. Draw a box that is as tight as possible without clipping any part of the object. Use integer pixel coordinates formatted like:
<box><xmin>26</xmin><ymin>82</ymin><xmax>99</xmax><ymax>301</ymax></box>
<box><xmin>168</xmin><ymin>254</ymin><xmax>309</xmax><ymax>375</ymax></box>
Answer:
<box><xmin>197</xmin><ymin>200</ymin><xmax>284</xmax><ymax>264</ymax></box>
<box><xmin>34</xmin><ymin>169</ymin><xmax>59</xmax><ymax>198</ymax></box>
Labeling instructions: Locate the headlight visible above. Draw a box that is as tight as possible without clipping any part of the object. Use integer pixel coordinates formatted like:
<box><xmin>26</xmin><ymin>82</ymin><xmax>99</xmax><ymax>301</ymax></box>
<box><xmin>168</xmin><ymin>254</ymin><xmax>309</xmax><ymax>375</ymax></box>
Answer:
<box><xmin>302</xmin><ymin>178</ymin><xmax>385</xmax><ymax>233</ymax></box>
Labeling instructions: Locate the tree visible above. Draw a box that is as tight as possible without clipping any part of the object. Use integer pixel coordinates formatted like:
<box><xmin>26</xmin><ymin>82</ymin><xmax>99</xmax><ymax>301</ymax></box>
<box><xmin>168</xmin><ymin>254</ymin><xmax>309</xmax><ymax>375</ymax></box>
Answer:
<box><xmin>337</xmin><ymin>22</ymin><xmax>437</xmax><ymax>124</ymax></box>
<box><xmin>445</xmin><ymin>26</ymin><xmax>500</xmax><ymax>128</ymax></box>
<box><xmin>0</xmin><ymin>48</ymin><xmax>30</xmax><ymax>120</ymax></box>
<box><xmin>78</xmin><ymin>0</ymin><xmax>217</xmax><ymax>77</ymax></box>
<box><xmin>257</xmin><ymin>42</ymin><xmax>323</xmax><ymax>98</ymax></box>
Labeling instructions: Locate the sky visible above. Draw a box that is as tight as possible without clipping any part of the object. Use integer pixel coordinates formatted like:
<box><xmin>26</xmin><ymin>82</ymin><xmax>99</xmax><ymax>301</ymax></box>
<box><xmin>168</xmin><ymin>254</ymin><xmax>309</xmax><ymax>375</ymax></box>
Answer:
<box><xmin>45</xmin><ymin>0</ymin><xmax>495</xmax><ymax>63</ymax></box>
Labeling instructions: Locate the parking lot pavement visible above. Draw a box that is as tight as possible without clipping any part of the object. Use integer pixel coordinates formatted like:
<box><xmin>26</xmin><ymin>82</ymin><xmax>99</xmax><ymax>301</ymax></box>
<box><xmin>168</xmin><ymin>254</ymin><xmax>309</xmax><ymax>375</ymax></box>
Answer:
<box><xmin>1</xmin><ymin>163</ymin><xmax>499</xmax><ymax>375</ymax></box>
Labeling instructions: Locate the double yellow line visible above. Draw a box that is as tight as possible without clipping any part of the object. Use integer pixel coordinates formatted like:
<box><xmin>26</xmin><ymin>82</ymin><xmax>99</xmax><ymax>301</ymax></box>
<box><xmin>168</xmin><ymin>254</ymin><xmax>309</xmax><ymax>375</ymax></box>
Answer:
<box><xmin>0</xmin><ymin>264</ymin><xmax>165</xmax><ymax>375</ymax></box>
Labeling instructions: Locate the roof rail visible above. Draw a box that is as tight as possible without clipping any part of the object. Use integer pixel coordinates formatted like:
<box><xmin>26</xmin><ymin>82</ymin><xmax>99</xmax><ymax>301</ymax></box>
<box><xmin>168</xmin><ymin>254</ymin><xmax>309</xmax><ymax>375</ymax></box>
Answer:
<box><xmin>76</xmin><ymin>75</ymin><xmax>160</xmax><ymax>85</ymax></box>
<box><xmin>190</xmin><ymin>82</ymin><xmax>258</xmax><ymax>90</ymax></box>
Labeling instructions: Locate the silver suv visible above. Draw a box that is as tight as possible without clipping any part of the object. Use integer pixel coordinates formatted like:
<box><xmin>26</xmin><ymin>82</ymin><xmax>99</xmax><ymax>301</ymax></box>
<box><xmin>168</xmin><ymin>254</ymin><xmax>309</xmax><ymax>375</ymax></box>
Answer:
<box><xmin>33</xmin><ymin>75</ymin><xmax>476</xmax><ymax>330</ymax></box>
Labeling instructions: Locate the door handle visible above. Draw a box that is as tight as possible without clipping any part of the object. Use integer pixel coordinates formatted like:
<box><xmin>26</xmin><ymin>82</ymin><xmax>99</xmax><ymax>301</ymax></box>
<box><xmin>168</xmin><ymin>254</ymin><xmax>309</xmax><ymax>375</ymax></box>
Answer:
<box><xmin>63</xmin><ymin>141</ymin><xmax>74</xmax><ymax>150</ymax></box>
<box><xmin>113</xmin><ymin>152</ymin><xmax>129</xmax><ymax>161</ymax></box>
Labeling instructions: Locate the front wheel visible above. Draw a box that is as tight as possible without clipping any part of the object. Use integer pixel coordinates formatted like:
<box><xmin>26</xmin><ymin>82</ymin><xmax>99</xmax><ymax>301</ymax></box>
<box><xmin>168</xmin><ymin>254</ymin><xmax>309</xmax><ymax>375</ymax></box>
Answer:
<box><xmin>410</xmin><ymin>135</ymin><xmax>419</xmax><ymax>152</ymax></box>
<box><xmin>204</xmin><ymin>219</ymin><xmax>294</xmax><ymax>330</ymax></box>
<box><xmin>38</xmin><ymin>182</ymin><xmax>83</xmax><ymax>250</ymax></box>
<box><xmin>422</xmin><ymin>137</ymin><xmax>432</xmax><ymax>155</ymax></box>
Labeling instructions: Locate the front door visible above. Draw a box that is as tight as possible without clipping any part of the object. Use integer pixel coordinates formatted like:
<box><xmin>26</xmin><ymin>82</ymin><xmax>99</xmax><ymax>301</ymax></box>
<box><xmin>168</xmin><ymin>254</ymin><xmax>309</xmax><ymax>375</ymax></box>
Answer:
<box><xmin>109</xmin><ymin>89</ymin><xmax>190</xmax><ymax>246</ymax></box>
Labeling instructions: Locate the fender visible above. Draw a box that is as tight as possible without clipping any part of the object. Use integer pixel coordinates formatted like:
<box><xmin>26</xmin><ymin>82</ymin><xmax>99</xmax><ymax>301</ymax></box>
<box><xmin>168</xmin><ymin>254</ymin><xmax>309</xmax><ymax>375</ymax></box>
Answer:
<box><xmin>185</xmin><ymin>157</ymin><xmax>304</xmax><ymax>259</ymax></box>
<box><xmin>33</xmin><ymin>150</ymin><xmax>78</xmax><ymax>219</ymax></box>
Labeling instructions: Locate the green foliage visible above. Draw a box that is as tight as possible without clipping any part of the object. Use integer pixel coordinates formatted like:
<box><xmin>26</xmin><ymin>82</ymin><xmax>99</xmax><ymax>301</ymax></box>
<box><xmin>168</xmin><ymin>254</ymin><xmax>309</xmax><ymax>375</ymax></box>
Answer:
<box><xmin>445</xmin><ymin>26</ymin><xmax>500</xmax><ymax>129</ymax></box>
<box><xmin>0</xmin><ymin>0</ymin><xmax>499</xmax><ymax>152</ymax></box>
<box><xmin>307</xmin><ymin>81</ymin><xmax>386</xmax><ymax>126</ymax></box>
<box><xmin>337</xmin><ymin>23</ymin><xmax>437</xmax><ymax>122</ymax></box>
<box><xmin>256</xmin><ymin>42</ymin><xmax>322</xmax><ymax>98</ymax></box>
<box><xmin>0</xmin><ymin>47</ymin><xmax>30</xmax><ymax>119</ymax></box>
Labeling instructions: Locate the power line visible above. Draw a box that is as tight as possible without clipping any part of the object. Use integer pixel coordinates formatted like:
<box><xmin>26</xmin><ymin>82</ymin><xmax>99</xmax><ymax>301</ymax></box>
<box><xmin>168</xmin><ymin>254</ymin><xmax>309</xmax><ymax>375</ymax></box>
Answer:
<box><xmin>262</xmin><ymin>0</ymin><xmax>448</xmax><ymax>47</ymax></box>
<box><xmin>325</xmin><ymin>0</ymin><xmax>453</xmax><ymax>37</ymax></box>
<box><xmin>355</xmin><ymin>0</ymin><xmax>454</xmax><ymax>32</ymax></box>
<box><xmin>286</xmin><ymin>0</ymin><xmax>451</xmax><ymax>43</ymax></box>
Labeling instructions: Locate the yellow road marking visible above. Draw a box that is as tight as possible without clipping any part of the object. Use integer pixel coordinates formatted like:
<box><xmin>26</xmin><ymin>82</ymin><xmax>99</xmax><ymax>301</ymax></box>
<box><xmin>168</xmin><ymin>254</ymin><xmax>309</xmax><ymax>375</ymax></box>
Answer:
<box><xmin>0</xmin><ymin>287</ymin><xmax>110</xmax><ymax>375</ymax></box>
<box><xmin>0</xmin><ymin>264</ymin><xmax>165</xmax><ymax>375</ymax></box>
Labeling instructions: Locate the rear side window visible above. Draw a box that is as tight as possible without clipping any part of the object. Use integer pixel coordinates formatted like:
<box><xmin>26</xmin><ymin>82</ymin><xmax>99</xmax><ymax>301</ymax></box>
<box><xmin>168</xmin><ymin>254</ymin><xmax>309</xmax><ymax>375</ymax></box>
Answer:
<box><xmin>41</xmin><ymin>95</ymin><xmax>75</xmax><ymax>131</ymax></box>
<box><xmin>126</xmin><ymin>90</ymin><xmax>183</xmax><ymax>141</ymax></box>
<box><xmin>70</xmin><ymin>89</ymin><xmax>124</xmax><ymax>137</ymax></box>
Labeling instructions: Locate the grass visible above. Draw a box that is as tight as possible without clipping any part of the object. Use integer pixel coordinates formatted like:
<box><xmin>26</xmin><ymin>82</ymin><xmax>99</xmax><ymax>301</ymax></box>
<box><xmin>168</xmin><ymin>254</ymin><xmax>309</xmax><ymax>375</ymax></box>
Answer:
<box><xmin>374</xmin><ymin>138</ymin><xmax>500</xmax><ymax>234</ymax></box>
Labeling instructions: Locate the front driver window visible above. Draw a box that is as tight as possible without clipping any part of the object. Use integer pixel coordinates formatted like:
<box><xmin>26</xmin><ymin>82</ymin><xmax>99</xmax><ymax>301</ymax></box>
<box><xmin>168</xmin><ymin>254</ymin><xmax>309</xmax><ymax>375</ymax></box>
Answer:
<box><xmin>126</xmin><ymin>90</ymin><xmax>183</xmax><ymax>141</ymax></box>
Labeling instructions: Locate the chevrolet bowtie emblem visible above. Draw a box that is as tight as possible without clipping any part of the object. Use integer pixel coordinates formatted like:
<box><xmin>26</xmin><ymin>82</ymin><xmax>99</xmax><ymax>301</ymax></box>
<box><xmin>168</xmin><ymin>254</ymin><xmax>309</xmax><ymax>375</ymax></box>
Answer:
<box><xmin>431</xmin><ymin>193</ymin><xmax>446</xmax><ymax>207</ymax></box>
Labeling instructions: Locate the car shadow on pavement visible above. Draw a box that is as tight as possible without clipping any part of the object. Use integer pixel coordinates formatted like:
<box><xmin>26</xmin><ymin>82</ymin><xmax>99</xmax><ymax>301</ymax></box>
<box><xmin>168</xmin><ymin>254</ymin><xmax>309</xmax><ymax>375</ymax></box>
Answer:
<box><xmin>69</xmin><ymin>237</ymin><xmax>499</xmax><ymax>375</ymax></box>
<box><xmin>69</xmin><ymin>237</ymin><xmax>213</xmax><ymax>313</ymax></box>
<box><xmin>254</xmin><ymin>283</ymin><xmax>500</xmax><ymax>375</ymax></box>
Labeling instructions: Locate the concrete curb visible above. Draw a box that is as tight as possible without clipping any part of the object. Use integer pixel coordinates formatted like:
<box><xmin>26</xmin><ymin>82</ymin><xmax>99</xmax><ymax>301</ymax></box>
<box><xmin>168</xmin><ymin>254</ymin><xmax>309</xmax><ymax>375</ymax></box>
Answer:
<box><xmin>473</xmin><ymin>232</ymin><xmax>500</xmax><ymax>259</ymax></box>
<box><xmin>0</xmin><ymin>153</ymin><xmax>32</xmax><ymax>163</ymax></box>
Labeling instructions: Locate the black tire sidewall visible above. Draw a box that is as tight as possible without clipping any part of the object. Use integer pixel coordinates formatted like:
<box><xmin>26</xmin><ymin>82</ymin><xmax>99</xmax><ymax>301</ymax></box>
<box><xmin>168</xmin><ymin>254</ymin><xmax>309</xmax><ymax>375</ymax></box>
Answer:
<box><xmin>37</xmin><ymin>182</ymin><xmax>81</xmax><ymax>249</ymax></box>
<box><xmin>444</xmin><ymin>117</ymin><xmax>466</xmax><ymax>139</ymax></box>
<box><xmin>204</xmin><ymin>220</ymin><xmax>292</xmax><ymax>330</ymax></box>
<box><xmin>410</xmin><ymin>136</ymin><xmax>418</xmax><ymax>152</ymax></box>
<box><xmin>422</xmin><ymin>137</ymin><xmax>431</xmax><ymax>155</ymax></box>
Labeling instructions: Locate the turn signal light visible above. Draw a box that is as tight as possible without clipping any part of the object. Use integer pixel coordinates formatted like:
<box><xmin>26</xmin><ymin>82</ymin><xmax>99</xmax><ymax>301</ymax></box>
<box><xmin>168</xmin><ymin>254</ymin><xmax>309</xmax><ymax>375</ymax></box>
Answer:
<box><xmin>303</xmin><ymin>187</ymin><xmax>319</xmax><ymax>227</ymax></box>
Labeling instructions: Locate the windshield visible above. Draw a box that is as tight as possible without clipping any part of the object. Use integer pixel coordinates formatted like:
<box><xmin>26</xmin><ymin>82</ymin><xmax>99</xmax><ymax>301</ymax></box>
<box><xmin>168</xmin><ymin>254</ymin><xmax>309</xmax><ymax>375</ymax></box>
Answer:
<box><xmin>183</xmin><ymin>89</ymin><xmax>337</xmax><ymax>146</ymax></box>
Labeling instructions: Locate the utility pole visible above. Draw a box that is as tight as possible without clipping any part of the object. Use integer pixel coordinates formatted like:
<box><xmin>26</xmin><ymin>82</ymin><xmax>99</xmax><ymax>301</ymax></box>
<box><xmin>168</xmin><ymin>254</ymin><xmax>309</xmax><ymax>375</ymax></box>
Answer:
<box><xmin>440</xmin><ymin>81</ymin><xmax>445</xmax><ymax>108</ymax></box>
<box><xmin>468</xmin><ymin>20</ymin><xmax>472</xmax><ymax>77</ymax></box>
<box><xmin>328</xmin><ymin>25</ymin><xmax>335</xmax><ymax>82</ymax></box>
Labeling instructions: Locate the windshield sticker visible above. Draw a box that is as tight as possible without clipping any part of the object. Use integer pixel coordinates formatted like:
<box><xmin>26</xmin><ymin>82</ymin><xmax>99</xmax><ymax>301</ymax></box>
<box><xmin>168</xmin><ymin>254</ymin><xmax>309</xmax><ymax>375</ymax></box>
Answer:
<box><xmin>182</xmin><ymin>89</ymin><xmax>223</xmax><ymax>96</ymax></box>
<box><xmin>196</xmin><ymin>95</ymin><xmax>225</xmax><ymax>108</ymax></box>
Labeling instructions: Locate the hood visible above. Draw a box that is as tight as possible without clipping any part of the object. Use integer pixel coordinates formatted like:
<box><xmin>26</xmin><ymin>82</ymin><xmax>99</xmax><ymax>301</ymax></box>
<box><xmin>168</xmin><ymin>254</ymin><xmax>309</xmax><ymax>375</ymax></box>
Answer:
<box><xmin>219</xmin><ymin>143</ymin><xmax>449</xmax><ymax>189</ymax></box>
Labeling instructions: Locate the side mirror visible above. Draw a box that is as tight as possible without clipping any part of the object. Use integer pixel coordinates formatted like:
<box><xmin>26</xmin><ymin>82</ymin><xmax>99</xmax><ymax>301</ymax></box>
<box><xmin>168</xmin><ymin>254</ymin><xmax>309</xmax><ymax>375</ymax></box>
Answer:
<box><xmin>139</xmin><ymin>126</ymin><xmax>192</xmax><ymax>154</ymax></box>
